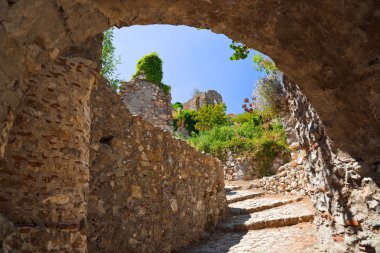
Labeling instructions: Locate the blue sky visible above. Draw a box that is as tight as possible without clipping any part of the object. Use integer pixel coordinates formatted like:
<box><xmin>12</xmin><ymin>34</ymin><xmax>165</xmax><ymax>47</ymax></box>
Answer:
<box><xmin>113</xmin><ymin>25</ymin><xmax>267</xmax><ymax>114</ymax></box>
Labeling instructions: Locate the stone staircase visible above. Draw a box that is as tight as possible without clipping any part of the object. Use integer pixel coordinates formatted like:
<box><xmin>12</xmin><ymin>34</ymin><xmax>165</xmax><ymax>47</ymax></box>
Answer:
<box><xmin>182</xmin><ymin>185</ymin><xmax>318</xmax><ymax>253</ymax></box>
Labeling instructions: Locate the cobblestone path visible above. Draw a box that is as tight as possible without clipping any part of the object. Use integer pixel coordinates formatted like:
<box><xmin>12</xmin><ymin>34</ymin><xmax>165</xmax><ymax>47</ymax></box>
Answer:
<box><xmin>182</xmin><ymin>184</ymin><xmax>318</xmax><ymax>253</ymax></box>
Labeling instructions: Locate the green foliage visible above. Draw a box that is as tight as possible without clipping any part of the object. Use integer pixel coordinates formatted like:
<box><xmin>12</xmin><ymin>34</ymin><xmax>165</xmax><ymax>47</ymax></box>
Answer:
<box><xmin>172</xmin><ymin>102</ymin><xmax>183</xmax><ymax>111</ymax></box>
<box><xmin>159</xmin><ymin>83</ymin><xmax>171</xmax><ymax>96</ymax></box>
<box><xmin>194</xmin><ymin>103</ymin><xmax>230</xmax><ymax>131</ymax></box>
<box><xmin>132</xmin><ymin>52</ymin><xmax>171</xmax><ymax>95</ymax></box>
<box><xmin>231</xmin><ymin>112</ymin><xmax>263</xmax><ymax>126</ymax></box>
<box><xmin>228</xmin><ymin>40</ymin><xmax>278</xmax><ymax>75</ymax></box>
<box><xmin>101</xmin><ymin>27</ymin><xmax>121</xmax><ymax>90</ymax></box>
<box><xmin>229</xmin><ymin>41</ymin><xmax>250</xmax><ymax>61</ymax></box>
<box><xmin>254</xmin><ymin>74</ymin><xmax>286</xmax><ymax>115</ymax></box>
<box><xmin>188</xmin><ymin>110</ymin><xmax>290</xmax><ymax>177</ymax></box>
<box><xmin>132</xmin><ymin>52</ymin><xmax>163</xmax><ymax>85</ymax></box>
<box><xmin>173</xmin><ymin>109</ymin><xmax>198</xmax><ymax>136</ymax></box>
<box><xmin>252</xmin><ymin>54</ymin><xmax>278</xmax><ymax>74</ymax></box>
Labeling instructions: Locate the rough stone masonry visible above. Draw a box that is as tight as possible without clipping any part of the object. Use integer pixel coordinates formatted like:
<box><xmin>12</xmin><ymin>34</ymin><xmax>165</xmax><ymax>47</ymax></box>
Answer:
<box><xmin>88</xmin><ymin>79</ymin><xmax>227</xmax><ymax>252</ymax></box>
<box><xmin>120</xmin><ymin>74</ymin><xmax>173</xmax><ymax>132</ymax></box>
<box><xmin>281</xmin><ymin>76</ymin><xmax>380</xmax><ymax>252</ymax></box>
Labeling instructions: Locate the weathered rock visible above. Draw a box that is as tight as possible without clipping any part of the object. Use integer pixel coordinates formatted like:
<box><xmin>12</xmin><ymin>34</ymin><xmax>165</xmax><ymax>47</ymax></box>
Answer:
<box><xmin>183</xmin><ymin>90</ymin><xmax>223</xmax><ymax>110</ymax></box>
<box><xmin>88</xmin><ymin>80</ymin><xmax>228</xmax><ymax>253</ymax></box>
<box><xmin>281</xmin><ymin>76</ymin><xmax>380</xmax><ymax>252</ymax></box>
<box><xmin>120</xmin><ymin>76</ymin><xmax>173</xmax><ymax>132</ymax></box>
<box><xmin>0</xmin><ymin>57</ymin><xmax>96</xmax><ymax>252</ymax></box>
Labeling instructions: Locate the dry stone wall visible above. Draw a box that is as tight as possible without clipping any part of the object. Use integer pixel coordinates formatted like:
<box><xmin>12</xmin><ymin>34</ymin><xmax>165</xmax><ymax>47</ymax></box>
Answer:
<box><xmin>120</xmin><ymin>75</ymin><xmax>173</xmax><ymax>132</ymax></box>
<box><xmin>252</xmin><ymin>148</ymin><xmax>310</xmax><ymax>196</ymax></box>
<box><xmin>88</xmin><ymin>80</ymin><xmax>228</xmax><ymax>253</ymax></box>
<box><xmin>280</xmin><ymin>76</ymin><xmax>380</xmax><ymax>252</ymax></box>
<box><xmin>0</xmin><ymin>57</ymin><xmax>97</xmax><ymax>252</ymax></box>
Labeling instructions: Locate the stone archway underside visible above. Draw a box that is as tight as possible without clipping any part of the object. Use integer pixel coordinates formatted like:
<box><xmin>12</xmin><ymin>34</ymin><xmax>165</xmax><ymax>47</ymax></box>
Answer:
<box><xmin>1</xmin><ymin>0</ymin><xmax>379</xmax><ymax>164</ymax></box>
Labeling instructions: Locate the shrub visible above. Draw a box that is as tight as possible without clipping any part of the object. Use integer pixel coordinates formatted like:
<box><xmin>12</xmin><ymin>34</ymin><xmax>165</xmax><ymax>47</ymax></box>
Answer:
<box><xmin>132</xmin><ymin>52</ymin><xmax>171</xmax><ymax>95</ymax></box>
<box><xmin>172</xmin><ymin>102</ymin><xmax>183</xmax><ymax>112</ymax></box>
<box><xmin>173</xmin><ymin>109</ymin><xmax>198</xmax><ymax>136</ymax></box>
<box><xmin>188</xmin><ymin>111</ymin><xmax>290</xmax><ymax>177</ymax></box>
<box><xmin>194</xmin><ymin>103</ymin><xmax>229</xmax><ymax>131</ymax></box>
<box><xmin>132</xmin><ymin>52</ymin><xmax>163</xmax><ymax>85</ymax></box>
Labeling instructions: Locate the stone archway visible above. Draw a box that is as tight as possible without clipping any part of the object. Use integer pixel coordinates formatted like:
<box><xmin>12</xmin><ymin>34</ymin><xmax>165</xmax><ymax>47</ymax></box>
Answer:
<box><xmin>0</xmin><ymin>1</ymin><xmax>379</xmax><ymax>252</ymax></box>
<box><xmin>1</xmin><ymin>0</ymin><xmax>379</xmax><ymax>163</ymax></box>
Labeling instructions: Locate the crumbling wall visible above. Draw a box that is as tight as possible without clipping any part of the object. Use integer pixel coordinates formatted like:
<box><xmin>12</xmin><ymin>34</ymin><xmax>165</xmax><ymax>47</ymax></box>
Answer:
<box><xmin>282</xmin><ymin>76</ymin><xmax>380</xmax><ymax>252</ymax></box>
<box><xmin>88</xmin><ymin>80</ymin><xmax>228</xmax><ymax>253</ymax></box>
<box><xmin>120</xmin><ymin>76</ymin><xmax>173</xmax><ymax>132</ymax></box>
<box><xmin>0</xmin><ymin>57</ymin><xmax>97</xmax><ymax>252</ymax></box>
<box><xmin>183</xmin><ymin>90</ymin><xmax>223</xmax><ymax>110</ymax></box>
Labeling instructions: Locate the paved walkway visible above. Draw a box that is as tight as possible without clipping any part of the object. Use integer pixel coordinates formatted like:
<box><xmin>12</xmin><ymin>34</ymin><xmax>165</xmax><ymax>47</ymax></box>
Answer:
<box><xmin>182</xmin><ymin>184</ymin><xmax>318</xmax><ymax>253</ymax></box>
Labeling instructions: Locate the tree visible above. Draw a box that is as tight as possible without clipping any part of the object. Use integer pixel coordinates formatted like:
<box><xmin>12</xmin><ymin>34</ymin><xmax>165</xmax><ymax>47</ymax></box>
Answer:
<box><xmin>101</xmin><ymin>27</ymin><xmax>121</xmax><ymax>90</ymax></box>
<box><xmin>194</xmin><ymin>103</ymin><xmax>229</xmax><ymax>131</ymax></box>
<box><xmin>229</xmin><ymin>41</ymin><xmax>279</xmax><ymax>74</ymax></box>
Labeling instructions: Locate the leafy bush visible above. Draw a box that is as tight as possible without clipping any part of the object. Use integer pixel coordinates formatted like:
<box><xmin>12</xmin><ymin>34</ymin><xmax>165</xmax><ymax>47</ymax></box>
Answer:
<box><xmin>132</xmin><ymin>52</ymin><xmax>171</xmax><ymax>95</ymax></box>
<box><xmin>194</xmin><ymin>103</ymin><xmax>229</xmax><ymax>131</ymax></box>
<box><xmin>172</xmin><ymin>102</ymin><xmax>183</xmax><ymax>111</ymax></box>
<box><xmin>132</xmin><ymin>52</ymin><xmax>163</xmax><ymax>85</ymax></box>
<box><xmin>188</xmin><ymin>111</ymin><xmax>290</xmax><ymax>177</ymax></box>
<box><xmin>173</xmin><ymin>109</ymin><xmax>198</xmax><ymax>136</ymax></box>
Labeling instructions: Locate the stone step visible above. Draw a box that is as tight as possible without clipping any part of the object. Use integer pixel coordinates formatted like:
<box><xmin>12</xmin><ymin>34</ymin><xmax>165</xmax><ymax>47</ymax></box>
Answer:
<box><xmin>218</xmin><ymin>201</ymin><xmax>314</xmax><ymax>232</ymax></box>
<box><xmin>224</xmin><ymin>185</ymin><xmax>242</xmax><ymax>192</ymax></box>
<box><xmin>182</xmin><ymin>223</ymin><xmax>318</xmax><ymax>253</ymax></box>
<box><xmin>226</xmin><ymin>190</ymin><xmax>264</xmax><ymax>204</ymax></box>
<box><xmin>229</xmin><ymin>196</ymin><xmax>303</xmax><ymax>215</ymax></box>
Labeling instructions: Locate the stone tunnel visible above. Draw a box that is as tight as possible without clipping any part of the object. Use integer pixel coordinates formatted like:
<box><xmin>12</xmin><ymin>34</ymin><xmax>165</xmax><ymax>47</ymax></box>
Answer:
<box><xmin>0</xmin><ymin>0</ymin><xmax>379</xmax><ymax>252</ymax></box>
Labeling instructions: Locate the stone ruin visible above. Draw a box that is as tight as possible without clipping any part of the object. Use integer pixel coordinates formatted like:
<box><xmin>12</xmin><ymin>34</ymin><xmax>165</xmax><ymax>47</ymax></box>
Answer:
<box><xmin>183</xmin><ymin>90</ymin><xmax>223</xmax><ymax>110</ymax></box>
<box><xmin>120</xmin><ymin>74</ymin><xmax>173</xmax><ymax>132</ymax></box>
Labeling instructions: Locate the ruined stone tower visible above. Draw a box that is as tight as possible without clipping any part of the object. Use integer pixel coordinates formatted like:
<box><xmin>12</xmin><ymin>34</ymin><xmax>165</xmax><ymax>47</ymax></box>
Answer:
<box><xmin>183</xmin><ymin>90</ymin><xmax>223</xmax><ymax>110</ymax></box>
<box><xmin>120</xmin><ymin>74</ymin><xmax>173</xmax><ymax>132</ymax></box>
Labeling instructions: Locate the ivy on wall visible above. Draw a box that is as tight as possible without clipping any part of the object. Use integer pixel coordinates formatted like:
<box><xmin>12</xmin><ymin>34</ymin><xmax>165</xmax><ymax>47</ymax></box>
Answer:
<box><xmin>132</xmin><ymin>52</ymin><xmax>171</xmax><ymax>95</ymax></box>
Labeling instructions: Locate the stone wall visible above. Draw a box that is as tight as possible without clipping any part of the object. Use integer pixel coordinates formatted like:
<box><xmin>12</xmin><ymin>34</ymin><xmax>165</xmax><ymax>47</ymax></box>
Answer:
<box><xmin>280</xmin><ymin>76</ymin><xmax>380</xmax><ymax>252</ymax></box>
<box><xmin>0</xmin><ymin>56</ymin><xmax>228</xmax><ymax>252</ymax></box>
<box><xmin>251</xmin><ymin>146</ymin><xmax>310</xmax><ymax>196</ymax></box>
<box><xmin>224</xmin><ymin>151</ymin><xmax>286</xmax><ymax>181</ymax></box>
<box><xmin>223</xmin><ymin>152</ymin><xmax>251</xmax><ymax>181</ymax></box>
<box><xmin>183</xmin><ymin>90</ymin><xmax>223</xmax><ymax>110</ymax></box>
<box><xmin>120</xmin><ymin>75</ymin><xmax>173</xmax><ymax>132</ymax></box>
<box><xmin>88</xmin><ymin>80</ymin><xmax>228</xmax><ymax>253</ymax></box>
<box><xmin>0</xmin><ymin>57</ymin><xmax>97</xmax><ymax>252</ymax></box>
